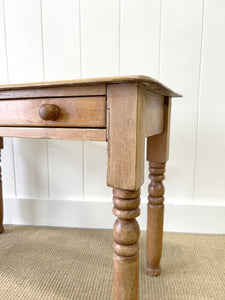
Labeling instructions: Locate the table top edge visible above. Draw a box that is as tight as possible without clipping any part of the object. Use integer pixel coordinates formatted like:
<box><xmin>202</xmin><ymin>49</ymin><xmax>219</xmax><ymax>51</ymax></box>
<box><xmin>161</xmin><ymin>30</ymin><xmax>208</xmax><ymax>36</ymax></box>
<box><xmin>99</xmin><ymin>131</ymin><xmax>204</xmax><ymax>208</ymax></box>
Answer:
<box><xmin>0</xmin><ymin>75</ymin><xmax>182</xmax><ymax>98</ymax></box>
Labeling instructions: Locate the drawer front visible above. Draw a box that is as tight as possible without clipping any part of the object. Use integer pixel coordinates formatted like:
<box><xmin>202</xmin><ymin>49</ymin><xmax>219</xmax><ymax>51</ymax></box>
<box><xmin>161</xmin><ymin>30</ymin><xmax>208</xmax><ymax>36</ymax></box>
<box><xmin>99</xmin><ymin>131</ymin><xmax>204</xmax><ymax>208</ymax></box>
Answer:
<box><xmin>0</xmin><ymin>97</ymin><xmax>106</xmax><ymax>128</ymax></box>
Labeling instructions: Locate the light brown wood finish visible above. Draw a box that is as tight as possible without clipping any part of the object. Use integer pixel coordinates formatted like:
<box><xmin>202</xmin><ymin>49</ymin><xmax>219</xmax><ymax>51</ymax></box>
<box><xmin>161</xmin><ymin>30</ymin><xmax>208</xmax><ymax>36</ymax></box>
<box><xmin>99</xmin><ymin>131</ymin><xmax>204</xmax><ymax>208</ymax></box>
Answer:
<box><xmin>0</xmin><ymin>137</ymin><xmax>3</xmax><ymax>234</ymax></box>
<box><xmin>113</xmin><ymin>188</ymin><xmax>140</xmax><ymax>300</ymax></box>
<box><xmin>0</xmin><ymin>97</ymin><xmax>106</xmax><ymax>128</ymax></box>
<box><xmin>146</xmin><ymin>97</ymin><xmax>171</xmax><ymax>276</ymax></box>
<box><xmin>107</xmin><ymin>83</ymin><xmax>163</xmax><ymax>191</ymax></box>
<box><xmin>0</xmin><ymin>76</ymin><xmax>181</xmax><ymax>300</ymax></box>
<box><xmin>107</xmin><ymin>83</ymin><xmax>145</xmax><ymax>190</ymax></box>
<box><xmin>0</xmin><ymin>75</ymin><xmax>181</xmax><ymax>98</ymax></box>
<box><xmin>107</xmin><ymin>83</ymin><xmax>168</xmax><ymax>299</ymax></box>
<box><xmin>0</xmin><ymin>84</ymin><xmax>106</xmax><ymax>99</ymax></box>
<box><xmin>0</xmin><ymin>128</ymin><xmax>106</xmax><ymax>141</ymax></box>
<box><xmin>146</xmin><ymin>162</ymin><xmax>166</xmax><ymax>276</ymax></box>
<box><xmin>141</xmin><ymin>88</ymin><xmax>164</xmax><ymax>137</ymax></box>
<box><xmin>147</xmin><ymin>97</ymin><xmax>171</xmax><ymax>162</ymax></box>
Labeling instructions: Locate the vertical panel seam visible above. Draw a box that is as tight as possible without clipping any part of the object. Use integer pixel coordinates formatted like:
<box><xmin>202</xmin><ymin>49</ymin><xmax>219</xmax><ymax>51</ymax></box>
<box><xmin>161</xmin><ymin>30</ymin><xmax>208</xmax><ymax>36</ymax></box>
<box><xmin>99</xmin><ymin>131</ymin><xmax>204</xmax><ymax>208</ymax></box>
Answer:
<box><xmin>40</xmin><ymin>0</ymin><xmax>46</xmax><ymax>81</ymax></box>
<box><xmin>46</xmin><ymin>140</ymin><xmax>51</xmax><ymax>199</ymax></box>
<box><xmin>3</xmin><ymin>0</ymin><xmax>17</xmax><ymax>197</ymax></box>
<box><xmin>2</xmin><ymin>0</ymin><xmax>9</xmax><ymax>83</ymax></box>
<box><xmin>192</xmin><ymin>0</ymin><xmax>205</xmax><ymax>204</ymax></box>
<box><xmin>118</xmin><ymin>0</ymin><xmax>121</xmax><ymax>75</ymax></box>
<box><xmin>12</xmin><ymin>139</ymin><xmax>17</xmax><ymax>198</ymax></box>
<box><xmin>79</xmin><ymin>0</ymin><xmax>85</xmax><ymax>201</ymax></box>
<box><xmin>40</xmin><ymin>0</ymin><xmax>50</xmax><ymax>199</ymax></box>
<box><xmin>83</xmin><ymin>142</ymin><xmax>85</xmax><ymax>201</ymax></box>
<box><xmin>79</xmin><ymin>0</ymin><xmax>83</xmax><ymax>79</ymax></box>
<box><xmin>158</xmin><ymin>0</ymin><xmax>163</xmax><ymax>80</ymax></box>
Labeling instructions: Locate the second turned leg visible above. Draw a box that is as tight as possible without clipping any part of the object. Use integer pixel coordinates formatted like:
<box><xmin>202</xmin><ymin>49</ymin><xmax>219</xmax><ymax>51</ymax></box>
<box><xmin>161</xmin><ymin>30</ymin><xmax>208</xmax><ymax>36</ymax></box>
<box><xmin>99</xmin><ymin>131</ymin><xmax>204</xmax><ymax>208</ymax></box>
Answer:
<box><xmin>146</xmin><ymin>162</ymin><xmax>165</xmax><ymax>276</ymax></box>
<box><xmin>146</xmin><ymin>97</ymin><xmax>171</xmax><ymax>276</ymax></box>
<box><xmin>112</xmin><ymin>188</ymin><xmax>140</xmax><ymax>300</ymax></box>
<box><xmin>0</xmin><ymin>137</ymin><xmax>4</xmax><ymax>234</ymax></box>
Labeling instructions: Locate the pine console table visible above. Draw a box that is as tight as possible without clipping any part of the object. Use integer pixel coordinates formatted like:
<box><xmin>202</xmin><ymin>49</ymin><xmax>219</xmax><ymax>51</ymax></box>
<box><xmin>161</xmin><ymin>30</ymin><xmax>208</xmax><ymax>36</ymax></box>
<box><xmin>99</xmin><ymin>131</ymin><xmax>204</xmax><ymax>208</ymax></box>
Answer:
<box><xmin>0</xmin><ymin>76</ymin><xmax>181</xmax><ymax>299</ymax></box>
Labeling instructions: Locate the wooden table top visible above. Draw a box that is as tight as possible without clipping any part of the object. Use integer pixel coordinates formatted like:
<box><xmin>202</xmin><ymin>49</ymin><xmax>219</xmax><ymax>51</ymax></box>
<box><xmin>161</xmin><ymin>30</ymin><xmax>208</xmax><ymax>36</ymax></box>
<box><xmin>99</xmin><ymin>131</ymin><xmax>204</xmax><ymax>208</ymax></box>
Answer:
<box><xmin>0</xmin><ymin>75</ymin><xmax>182</xmax><ymax>98</ymax></box>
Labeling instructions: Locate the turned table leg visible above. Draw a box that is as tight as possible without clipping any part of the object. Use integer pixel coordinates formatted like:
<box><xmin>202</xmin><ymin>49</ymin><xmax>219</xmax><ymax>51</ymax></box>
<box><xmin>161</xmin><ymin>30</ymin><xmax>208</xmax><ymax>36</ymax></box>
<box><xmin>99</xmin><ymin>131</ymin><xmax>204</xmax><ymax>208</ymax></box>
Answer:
<box><xmin>146</xmin><ymin>97</ymin><xmax>171</xmax><ymax>276</ymax></box>
<box><xmin>107</xmin><ymin>83</ymin><xmax>166</xmax><ymax>298</ymax></box>
<box><xmin>146</xmin><ymin>162</ymin><xmax>166</xmax><ymax>276</ymax></box>
<box><xmin>112</xmin><ymin>188</ymin><xmax>140</xmax><ymax>300</ymax></box>
<box><xmin>0</xmin><ymin>137</ymin><xmax>4</xmax><ymax>234</ymax></box>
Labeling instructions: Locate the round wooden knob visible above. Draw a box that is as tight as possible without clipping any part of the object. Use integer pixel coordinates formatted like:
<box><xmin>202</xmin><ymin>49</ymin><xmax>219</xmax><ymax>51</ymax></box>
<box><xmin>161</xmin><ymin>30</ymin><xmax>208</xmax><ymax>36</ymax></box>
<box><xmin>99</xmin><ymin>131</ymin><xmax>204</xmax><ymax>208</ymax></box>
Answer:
<box><xmin>39</xmin><ymin>104</ymin><xmax>60</xmax><ymax>121</ymax></box>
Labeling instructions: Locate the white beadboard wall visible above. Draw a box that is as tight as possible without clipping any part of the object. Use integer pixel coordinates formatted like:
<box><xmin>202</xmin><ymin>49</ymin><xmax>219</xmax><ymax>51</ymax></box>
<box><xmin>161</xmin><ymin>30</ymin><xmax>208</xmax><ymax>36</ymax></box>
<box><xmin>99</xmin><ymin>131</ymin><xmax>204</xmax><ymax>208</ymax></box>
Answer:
<box><xmin>0</xmin><ymin>0</ymin><xmax>225</xmax><ymax>234</ymax></box>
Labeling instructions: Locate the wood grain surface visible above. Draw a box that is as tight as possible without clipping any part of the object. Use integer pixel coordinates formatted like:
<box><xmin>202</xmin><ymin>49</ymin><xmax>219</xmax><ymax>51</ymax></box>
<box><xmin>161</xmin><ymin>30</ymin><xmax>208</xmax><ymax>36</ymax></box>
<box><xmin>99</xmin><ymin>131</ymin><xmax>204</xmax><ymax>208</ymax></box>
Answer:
<box><xmin>0</xmin><ymin>85</ymin><xmax>106</xmax><ymax>99</ymax></box>
<box><xmin>0</xmin><ymin>97</ymin><xmax>106</xmax><ymax>128</ymax></box>
<box><xmin>113</xmin><ymin>188</ymin><xmax>140</xmax><ymax>300</ymax></box>
<box><xmin>0</xmin><ymin>75</ymin><xmax>181</xmax><ymax>97</ymax></box>
<box><xmin>0</xmin><ymin>127</ymin><xmax>106</xmax><ymax>141</ymax></box>
<box><xmin>107</xmin><ymin>83</ymin><xmax>145</xmax><ymax>190</ymax></box>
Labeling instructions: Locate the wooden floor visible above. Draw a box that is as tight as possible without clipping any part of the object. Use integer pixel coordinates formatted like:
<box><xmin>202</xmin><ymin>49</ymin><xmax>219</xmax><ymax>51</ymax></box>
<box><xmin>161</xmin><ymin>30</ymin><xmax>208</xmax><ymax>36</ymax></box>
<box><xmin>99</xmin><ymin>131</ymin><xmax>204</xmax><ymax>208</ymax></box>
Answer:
<box><xmin>0</xmin><ymin>226</ymin><xmax>224</xmax><ymax>300</ymax></box>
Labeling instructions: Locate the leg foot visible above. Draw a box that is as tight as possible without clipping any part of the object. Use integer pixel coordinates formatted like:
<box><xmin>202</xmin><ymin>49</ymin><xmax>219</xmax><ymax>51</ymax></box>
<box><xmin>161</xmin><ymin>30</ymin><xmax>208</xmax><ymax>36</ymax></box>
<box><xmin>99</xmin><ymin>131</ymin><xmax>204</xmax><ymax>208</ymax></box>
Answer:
<box><xmin>113</xmin><ymin>188</ymin><xmax>140</xmax><ymax>300</ymax></box>
<box><xmin>146</xmin><ymin>262</ymin><xmax>161</xmax><ymax>277</ymax></box>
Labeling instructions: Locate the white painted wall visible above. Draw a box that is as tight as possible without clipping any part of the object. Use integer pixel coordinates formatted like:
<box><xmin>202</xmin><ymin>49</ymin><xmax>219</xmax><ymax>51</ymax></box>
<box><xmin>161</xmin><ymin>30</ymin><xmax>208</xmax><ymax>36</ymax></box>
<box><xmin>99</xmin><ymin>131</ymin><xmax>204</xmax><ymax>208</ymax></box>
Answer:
<box><xmin>0</xmin><ymin>0</ymin><xmax>225</xmax><ymax>234</ymax></box>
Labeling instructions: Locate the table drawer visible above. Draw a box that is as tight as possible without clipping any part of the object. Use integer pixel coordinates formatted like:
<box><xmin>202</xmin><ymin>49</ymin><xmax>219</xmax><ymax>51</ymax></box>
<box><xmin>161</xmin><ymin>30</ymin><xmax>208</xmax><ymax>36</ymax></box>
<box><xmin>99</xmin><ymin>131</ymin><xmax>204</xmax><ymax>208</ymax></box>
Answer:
<box><xmin>0</xmin><ymin>97</ymin><xmax>106</xmax><ymax>128</ymax></box>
